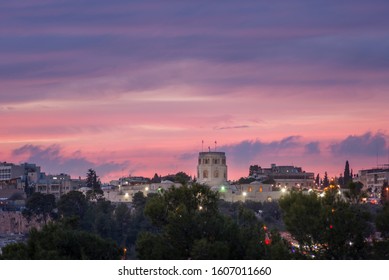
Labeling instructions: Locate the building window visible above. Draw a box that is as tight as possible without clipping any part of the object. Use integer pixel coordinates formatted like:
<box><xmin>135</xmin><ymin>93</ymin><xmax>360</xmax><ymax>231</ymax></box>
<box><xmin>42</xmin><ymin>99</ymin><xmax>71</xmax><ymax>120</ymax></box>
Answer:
<box><xmin>222</xmin><ymin>159</ymin><xmax>226</xmax><ymax>165</ymax></box>
<box><xmin>203</xmin><ymin>170</ymin><xmax>209</xmax><ymax>178</ymax></box>
<box><xmin>214</xmin><ymin>170</ymin><xmax>219</xmax><ymax>178</ymax></box>
<box><xmin>198</xmin><ymin>159</ymin><xmax>201</xmax><ymax>165</ymax></box>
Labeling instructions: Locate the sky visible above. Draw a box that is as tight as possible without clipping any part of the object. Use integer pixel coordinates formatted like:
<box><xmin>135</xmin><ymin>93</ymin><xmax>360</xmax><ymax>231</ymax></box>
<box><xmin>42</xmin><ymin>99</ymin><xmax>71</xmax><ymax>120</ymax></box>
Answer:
<box><xmin>1</xmin><ymin>0</ymin><xmax>389</xmax><ymax>182</ymax></box>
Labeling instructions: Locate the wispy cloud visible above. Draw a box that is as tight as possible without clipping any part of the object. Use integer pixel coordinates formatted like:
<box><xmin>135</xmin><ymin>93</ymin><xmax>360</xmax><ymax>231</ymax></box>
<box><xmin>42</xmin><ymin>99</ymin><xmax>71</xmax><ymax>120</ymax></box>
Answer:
<box><xmin>215</xmin><ymin>125</ymin><xmax>251</xmax><ymax>130</ymax></box>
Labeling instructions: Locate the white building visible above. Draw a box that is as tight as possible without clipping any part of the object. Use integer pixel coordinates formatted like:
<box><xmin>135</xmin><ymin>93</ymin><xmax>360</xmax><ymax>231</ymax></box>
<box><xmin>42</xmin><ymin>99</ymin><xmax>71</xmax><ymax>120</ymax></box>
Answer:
<box><xmin>0</xmin><ymin>163</ymin><xmax>24</xmax><ymax>182</ymax></box>
<box><xmin>197</xmin><ymin>151</ymin><xmax>228</xmax><ymax>187</ymax></box>
<box><xmin>249</xmin><ymin>164</ymin><xmax>315</xmax><ymax>189</ymax></box>
<box><xmin>355</xmin><ymin>167</ymin><xmax>389</xmax><ymax>191</ymax></box>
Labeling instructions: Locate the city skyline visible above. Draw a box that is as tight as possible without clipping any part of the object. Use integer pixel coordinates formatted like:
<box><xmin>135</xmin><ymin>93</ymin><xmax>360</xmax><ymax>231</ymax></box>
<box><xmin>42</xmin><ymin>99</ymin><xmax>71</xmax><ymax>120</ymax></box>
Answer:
<box><xmin>1</xmin><ymin>0</ymin><xmax>389</xmax><ymax>182</ymax></box>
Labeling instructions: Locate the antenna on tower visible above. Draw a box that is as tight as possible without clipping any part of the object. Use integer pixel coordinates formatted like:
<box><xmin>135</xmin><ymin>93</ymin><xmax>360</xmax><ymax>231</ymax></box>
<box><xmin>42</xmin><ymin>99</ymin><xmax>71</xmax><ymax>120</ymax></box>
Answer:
<box><xmin>215</xmin><ymin>141</ymin><xmax>217</xmax><ymax>151</ymax></box>
<box><xmin>202</xmin><ymin>140</ymin><xmax>204</xmax><ymax>152</ymax></box>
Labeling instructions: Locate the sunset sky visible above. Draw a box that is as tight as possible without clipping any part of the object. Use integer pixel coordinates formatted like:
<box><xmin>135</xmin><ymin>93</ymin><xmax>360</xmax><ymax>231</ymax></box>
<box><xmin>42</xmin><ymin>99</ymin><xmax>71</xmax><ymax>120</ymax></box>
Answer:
<box><xmin>1</xmin><ymin>0</ymin><xmax>389</xmax><ymax>182</ymax></box>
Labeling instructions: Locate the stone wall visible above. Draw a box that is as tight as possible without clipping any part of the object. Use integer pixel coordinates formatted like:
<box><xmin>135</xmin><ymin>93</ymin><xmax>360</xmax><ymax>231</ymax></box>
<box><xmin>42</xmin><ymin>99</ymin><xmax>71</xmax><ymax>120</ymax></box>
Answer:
<box><xmin>0</xmin><ymin>211</ymin><xmax>42</xmax><ymax>234</ymax></box>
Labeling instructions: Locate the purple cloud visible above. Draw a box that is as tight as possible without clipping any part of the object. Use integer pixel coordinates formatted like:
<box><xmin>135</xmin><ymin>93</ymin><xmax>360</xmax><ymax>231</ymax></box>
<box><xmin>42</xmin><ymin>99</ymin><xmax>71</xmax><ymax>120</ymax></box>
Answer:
<box><xmin>220</xmin><ymin>136</ymin><xmax>301</xmax><ymax>164</ymax></box>
<box><xmin>2</xmin><ymin>0</ymin><xmax>389</xmax><ymax>105</ymax></box>
<box><xmin>12</xmin><ymin>144</ymin><xmax>129</xmax><ymax>179</ymax></box>
<box><xmin>330</xmin><ymin>132</ymin><xmax>388</xmax><ymax>157</ymax></box>
<box><xmin>305</xmin><ymin>142</ymin><xmax>321</xmax><ymax>155</ymax></box>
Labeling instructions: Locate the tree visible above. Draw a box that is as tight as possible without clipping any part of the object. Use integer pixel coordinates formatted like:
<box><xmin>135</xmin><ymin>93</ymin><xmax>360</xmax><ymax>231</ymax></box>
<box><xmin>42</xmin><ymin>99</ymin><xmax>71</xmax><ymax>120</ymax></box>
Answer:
<box><xmin>237</xmin><ymin>177</ymin><xmax>255</xmax><ymax>184</ymax></box>
<box><xmin>85</xmin><ymin>169</ymin><xmax>103</xmax><ymax>200</ymax></box>
<box><xmin>279</xmin><ymin>192</ymin><xmax>325</xmax><ymax>256</ymax></box>
<box><xmin>343</xmin><ymin>161</ymin><xmax>351</xmax><ymax>188</ymax></box>
<box><xmin>136</xmin><ymin>183</ymin><xmax>290</xmax><ymax>260</ymax></box>
<box><xmin>381</xmin><ymin>181</ymin><xmax>389</xmax><ymax>204</ymax></box>
<box><xmin>315</xmin><ymin>173</ymin><xmax>320</xmax><ymax>187</ymax></box>
<box><xmin>376</xmin><ymin>203</ymin><xmax>389</xmax><ymax>238</ymax></box>
<box><xmin>113</xmin><ymin>203</ymin><xmax>132</xmax><ymax>247</ymax></box>
<box><xmin>174</xmin><ymin>171</ymin><xmax>191</xmax><ymax>185</ymax></box>
<box><xmin>323</xmin><ymin>172</ymin><xmax>330</xmax><ymax>188</ymax></box>
<box><xmin>344</xmin><ymin>182</ymin><xmax>366</xmax><ymax>204</ymax></box>
<box><xmin>279</xmin><ymin>191</ymin><xmax>372</xmax><ymax>259</ymax></box>
<box><xmin>150</xmin><ymin>173</ymin><xmax>161</xmax><ymax>183</ymax></box>
<box><xmin>132</xmin><ymin>191</ymin><xmax>147</xmax><ymax>210</ymax></box>
<box><xmin>57</xmin><ymin>191</ymin><xmax>88</xmax><ymax>220</ymax></box>
<box><xmin>23</xmin><ymin>192</ymin><xmax>56</xmax><ymax>224</ymax></box>
<box><xmin>0</xmin><ymin>223</ymin><xmax>121</xmax><ymax>260</ymax></box>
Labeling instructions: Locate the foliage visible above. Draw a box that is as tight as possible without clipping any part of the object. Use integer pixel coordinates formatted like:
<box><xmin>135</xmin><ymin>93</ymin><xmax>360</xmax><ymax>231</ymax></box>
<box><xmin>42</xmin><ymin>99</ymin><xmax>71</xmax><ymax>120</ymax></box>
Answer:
<box><xmin>315</xmin><ymin>173</ymin><xmax>320</xmax><ymax>186</ymax></box>
<box><xmin>343</xmin><ymin>160</ymin><xmax>351</xmax><ymax>188</ymax></box>
<box><xmin>376</xmin><ymin>203</ymin><xmax>389</xmax><ymax>238</ymax></box>
<box><xmin>174</xmin><ymin>171</ymin><xmax>191</xmax><ymax>185</ymax></box>
<box><xmin>151</xmin><ymin>173</ymin><xmax>161</xmax><ymax>183</ymax></box>
<box><xmin>279</xmin><ymin>191</ymin><xmax>372</xmax><ymax>259</ymax></box>
<box><xmin>23</xmin><ymin>192</ymin><xmax>56</xmax><ymax>224</ymax></box>
<box><xmin>85</xmin><ymin>169</ymin><xmax>103</xmax><ymax>200</ymax></box>
<box><xmin>0</xmin><ymin>223</ymin><xmax>121</xmax><ymax>260</ymax></box>
<box><xmin>343</xmin><ymin>182</ymin><xmax>366</xmax><ymax>204</ymax></box>
<box><xmin>57</xmin><ymin>191</ymin><xmax>88</xmax><ymax>220</ymax></box>
<box><xmin>237</xmin><ymin>177</ymin><xmax>255</xmax><ymax>184</ymax></box>
<box><xmin>322</xmin><ymin>172</ymin><xmax>330</xmax><ymax>188</ymax></box>
<box><xmin>136</xmin><ymin>183</ymin><xmax>291</xmax><ymax>260</ymax></box>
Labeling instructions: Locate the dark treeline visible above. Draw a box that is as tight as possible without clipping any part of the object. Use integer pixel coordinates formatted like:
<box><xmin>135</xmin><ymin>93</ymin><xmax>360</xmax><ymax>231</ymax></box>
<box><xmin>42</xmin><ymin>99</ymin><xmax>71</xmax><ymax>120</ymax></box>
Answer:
<box><xmin>1</xmin><ymin>170</ymin><xmax>389</xmax><ymax>259</ymax></box>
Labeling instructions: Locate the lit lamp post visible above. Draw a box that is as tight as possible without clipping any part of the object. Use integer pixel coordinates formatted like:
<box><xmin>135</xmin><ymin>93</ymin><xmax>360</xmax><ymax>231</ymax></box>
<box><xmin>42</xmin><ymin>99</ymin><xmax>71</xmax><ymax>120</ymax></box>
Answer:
<box><xmin>242</xmin><ymin>191</ymin><xmax>247</xmax><ymax>202</ymax></box>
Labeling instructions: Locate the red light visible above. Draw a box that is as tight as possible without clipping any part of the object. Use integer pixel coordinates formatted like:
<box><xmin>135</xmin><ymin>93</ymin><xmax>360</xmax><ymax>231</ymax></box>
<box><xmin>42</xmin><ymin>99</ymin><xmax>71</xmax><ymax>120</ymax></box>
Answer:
<box><xmin>329</xmin><ymin>225</ymin><xmax>333</xmax><ymax>229</ymax></box>
<box><xmin>265</xmin><ymin>238</ymin><xmax>271</xmax><ymax>245</ymax></box>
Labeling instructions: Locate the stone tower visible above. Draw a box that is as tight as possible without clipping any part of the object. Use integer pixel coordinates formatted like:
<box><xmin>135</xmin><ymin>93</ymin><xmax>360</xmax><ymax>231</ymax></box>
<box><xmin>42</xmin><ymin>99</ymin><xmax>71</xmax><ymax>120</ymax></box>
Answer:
<box><xmin>197</xmin><ymin>151</ymin><xmax>227</xmax><ymax>186</ymax></box>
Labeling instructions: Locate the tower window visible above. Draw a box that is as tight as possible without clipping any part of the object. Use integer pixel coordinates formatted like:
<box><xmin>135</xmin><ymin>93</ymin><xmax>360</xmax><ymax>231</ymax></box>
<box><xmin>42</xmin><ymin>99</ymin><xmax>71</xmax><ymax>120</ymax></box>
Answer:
<box><xmin>203</xmin><ymin>170</ymin><xmax>209</xmax><ymax>178</ymax></box>
<box><xmin>214</xmin><ymin>170</ymin><xmax>219</xmax><ymax>178</ymax></box>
